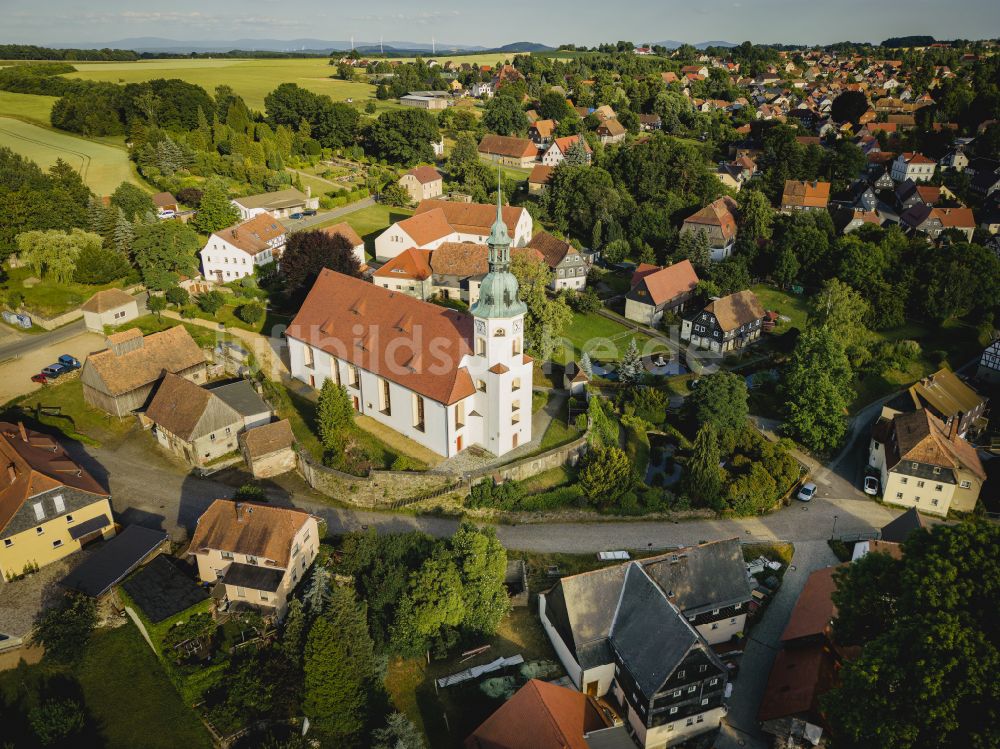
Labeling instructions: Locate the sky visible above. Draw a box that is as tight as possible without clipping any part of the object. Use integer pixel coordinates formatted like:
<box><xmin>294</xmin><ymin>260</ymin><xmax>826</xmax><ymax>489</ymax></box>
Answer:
<box><xmin>2</xmin><ymin>0</ymin><xmax>998</xmax><ymax>48</ymax></box>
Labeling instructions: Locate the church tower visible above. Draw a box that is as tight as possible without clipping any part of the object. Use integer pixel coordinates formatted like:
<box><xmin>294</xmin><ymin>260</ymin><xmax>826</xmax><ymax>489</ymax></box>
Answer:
<box><xmin>469</xmin><ymin>173</ymin><xmax>533</xmax><ymax>454</ymax></box>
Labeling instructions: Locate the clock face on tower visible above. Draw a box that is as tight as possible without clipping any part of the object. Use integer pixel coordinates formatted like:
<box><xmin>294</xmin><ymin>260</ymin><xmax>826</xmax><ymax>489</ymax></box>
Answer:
<box><xmin>475</xmin><ymin>319</ymin><xmax>487</xmax><ymax>335</ymax></box>
<box><xmin>513</xmin><ymin>319</ymin><xmax>522</xmax><ymax>333</ymax></box>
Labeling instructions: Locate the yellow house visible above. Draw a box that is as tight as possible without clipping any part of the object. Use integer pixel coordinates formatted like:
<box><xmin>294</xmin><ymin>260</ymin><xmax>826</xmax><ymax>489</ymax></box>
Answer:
<box><xmin>868</xmin><ymin>407</ymin><xmax>985</xmax><ymax>518</ymax></box>
<box><xmin>1</xmin><ymin>422</ymin><xmax>115</xmax><ymax>581</ymax></box>
<box><xmin>187</xmin><ymin>499</ymin><xmax>320</xmax><ymax>619</ymax></box>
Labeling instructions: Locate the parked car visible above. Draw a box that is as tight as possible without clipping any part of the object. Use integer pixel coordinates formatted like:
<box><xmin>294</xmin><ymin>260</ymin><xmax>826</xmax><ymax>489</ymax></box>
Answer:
<box><xmin>290</xmin><ymin>212</ymin><xmax>304</xmax><ymax>220</ymax></box>
<box><xmin>31</xmin><ymin>373</ymin><xmax>48</xmax><ymax>384</ymax></box>
<box><xmin>303</xmin><ymin>209</ymin><xmax>317</xmax><ymax>216</ymax></box>
<box><xmin>796</xmin><ymin>482</ymin><xmax>817</xmax><ymax>502</ymax></box>
<box><xmin>863</xmin><ymin>476</ymin><xmax>880</xmax><ymax>495</ymax></box>
<box><xmin>41</xmin><ymin>364</ymin><xmax>68</xmax><ymax>378</ymax></box>
<box><xmin>158</xmin><ymin>210</ymin><xmax>176</xmax><ymax>219</ymax></box>
<box><xmin>58</xmin><ymin>354</ymin><xmax>81</xmax><ymax>369</ymax></box>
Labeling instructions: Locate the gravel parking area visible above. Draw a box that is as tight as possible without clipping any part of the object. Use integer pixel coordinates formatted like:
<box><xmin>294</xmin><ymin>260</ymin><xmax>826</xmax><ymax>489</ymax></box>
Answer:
<box><xmin>0</xmin><ymin>330</ymin><xmax>106</xmax><ymax>404</ymax></box>
<box><xmin>0</xmin><ymin>550</ymin><xmax>90</xmax><ymax>643</ymax></box>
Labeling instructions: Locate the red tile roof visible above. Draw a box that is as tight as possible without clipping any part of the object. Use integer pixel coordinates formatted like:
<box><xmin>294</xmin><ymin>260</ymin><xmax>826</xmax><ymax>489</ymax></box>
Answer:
<box><xmin>413</xmin><ymin>199</ymin><xmax>526</xmax><ymax>239</ymax></box>
<box><xmin>319</xmin><ymin>221</ymin><xmax>363</xmax><ymax>247</ymax></box>
<box><xmin>632</xmin><ymin>260</ymin><xmax>700</xmax><ymax>306</ymax></box>
<box><xmin>404</xmin><ymin>165</ymin><xmax>443</xmax><ymax>185</ymax></box>
<box><xmin>478</xmin><ymin>134</ymin><xmax>538</xmax><ymax>159</ymax></box>
<box><xmin>781</xmin><ymin>566</ymin><xmax>841</xmax><ymax>643</ymax></box>
<box><xmin>188</xmin><ymin>499</ymin><xmax>313</xmax><ymax>568</ymax></box>
<box><xmin>757</xmin><ymin>643</ymin><xmax>837</xmax><ymax>723</ymax></box>
<box><xmin>528</xmin><ymin>164</ymin><xmax>554</xmax><ymax>185</ymax></box>
<box><xmin>372</xmin><ymin>248</ymin><xmax>433</xmax><ymax>281</ymax></box>
<box><xmin>683</xmin><ymin>196</ymin><xmax>739</xmax><ymax>241</ymax></box>
<box><xmin>465</xmin><ymin>679</ymin><xmax>608</xmax><ymax>749</ymax></box>
<box><xmin>286</xmin><ymin>269</ymin><xmax>477</xmax><ymax>405</ymax></box>
<box><xmin>213</xmin><ymin>214</ymin><xmax>286</xmax><ymax>256</ymax></box>
<box><xmin>781</xmin><ymin>180</ymin><xmax>831</xmax><ymax>209</ymax></box>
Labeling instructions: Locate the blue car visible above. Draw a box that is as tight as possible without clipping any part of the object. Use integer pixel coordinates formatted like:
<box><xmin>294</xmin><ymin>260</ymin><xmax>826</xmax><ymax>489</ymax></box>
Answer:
<box><xmin>290</xmin><ymin>212</ymin><xmax>304</xmax><ymax>220</ymax></box>
<box><xmin>41</xmin><ymin>364</ymin><xmax>68</xmax><ymax>378</ymax></box>
<box><xmin>58</xmin><ymin>354</ymin><xmax>81</xmax><ymax>369</ymax></box>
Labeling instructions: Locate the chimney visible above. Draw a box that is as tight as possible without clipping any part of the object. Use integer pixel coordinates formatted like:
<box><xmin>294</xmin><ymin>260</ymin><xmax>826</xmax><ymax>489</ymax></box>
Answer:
<box><xmin>235</xmin><ymin>502</ymin><xmax>244</xmax><ymax>522</ymax></box>
<box><xmin>18</xmin><ymin>422</ymin><xmax>27</xmax><ymax>443</ymax></box>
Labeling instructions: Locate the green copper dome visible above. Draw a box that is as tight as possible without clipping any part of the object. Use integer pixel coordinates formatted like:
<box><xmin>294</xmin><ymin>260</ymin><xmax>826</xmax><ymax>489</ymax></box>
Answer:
<box><xmin>472</xmin><ymin>175</ymin><xmax>527</xmax><ymax>319</ymax></box>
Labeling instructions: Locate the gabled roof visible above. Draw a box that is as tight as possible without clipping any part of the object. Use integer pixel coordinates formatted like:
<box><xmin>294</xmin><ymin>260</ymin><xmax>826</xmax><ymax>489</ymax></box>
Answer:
<box><xmin>528</xmin><ymin>164</ymin><xmax>554</xmax><ymax>185</ymax></box>
<box><xmin>81</xmin><ymin>288</ymin><xmax>136</xmax><ymax>314</ymax></box>
<box><xmin>393</xmin><ymin>208</ymin><xmax>456</xmax><ymax>246</ymax></box>
<box><xmin>908</xmin><ymin>368</ymin><xmax>985</xmax><ymax>419</ymax></box>
<box><xmin>880</xmin><ymin>507</ymin><xmax>926</xmax><ymax>543</ymax></box>
<box><xmin>897</xmin><ymin>151</ymin><xmax>935</xmax><ymax>165</ymax></box>
<box><xmin>188</xmin><ymin>499</ymin><xmax>313</xmax><ymax>568</ymax></box>
<box><xmin>404</xmin><ymin>165</ymin><xmax>443</xmax><ymax>185</ymax></box>
<box><xmin>212</xmin><ymin>213</ymin><xmax>286</xmax><ymax>256</ymax></box>
<box><xmin>286</xmin><ymin>269</ymin><xmax>477</xmax><ymax>405</ymax></box>
<box><xmin>641</xmin><ymin>538</ymin><xmax>753</xmax><ymax>616</ymax></box>
<box><xmin>757</xmin><ymin>643</ymin><xmax>837</xmax><ymax>723</ymax></box>
<box><xmin>319</xmin><ymin>221</ymin><xmax>364</xmax><ymax>247</ymax></box>
<box><xmin>151</xmin><ymin>191</ymin><xmax>177</xmax><ymax>208</ymax></box>
<box><xmin>241</xmin><ymin>419</ymin><xmax>294</xmax><ymax>458</ymax></box>
<box><xmin>703</xmin><ymin>290</ymin><xmax>765</xmax><ymax>331</ymax></box>
<box><xmin>682</xmin><ymin>196</ymin><xmax>739</xmax><ymax>241</ymax></box>
<box><xmin>782</xmin><ymin>179</ymin><xmax>831</xmax><ymax>208</ymax></box>
<box><xmin>478</xmin><ymin>134</ymin><xmax>537</xmax><ymax>159</ymax></box>
<box><xmin>631</xmin><ymin>260</ymin><xmax>700</xmax><ymax>307</ymax></box>
<box><xmin>780</xmin><ymin>566</ymin><xmax>840</xmax><ymax>643</ymax></box>
<box><xmin>83</xmin><ymin>326</ymin><xmax>205</xmax><ymax>398</ymax></box>
<box><xmin>413</xmin><ymin>199</ymin><xmax>527</xmax><ymax>239</ymax></box>
<box><xmin>530</xmin><ymin>119</ymin><xmax>557</xmax><ymax>138</ymax></box>
<box><xmin>209</xmin><ymin>380</ymin><xmax>270</xmax><ymax>418</ymax></box>
<box><xmin>544</xmin><ymin>564</ymin><xmax>628</xmax><ymax>669</ymax></box>
<box><xmin>934</xmin><ymin>206</ymin><xmax>976</xmax><ymax>229</ymax></box>
<box><xmin>0</xmin><ymin>422</ymin><xmax>109</xmax><ymax>534</ymax></box>
<box><xmin>372</xmin><ymin>248</ymin><xmax>433</xmax><ymax>280</ymax></box>
<box><xmin>885</xmin><ymin>409</ymin><xmax>985</xmax><ymax>481</ymax></box>
<box><xmin>145</xmin><ymin>373</ymin><xmax>242</xmax><ymax>442</ymax></box>
<box><xmin>527</xmin><ymin>232</ymin><xmax>573</xmax><ymax>269</ymax></box>
<box><xmin>549</xmin><ymin>135</ymin><xmax>592</xmax><ymax>156</ymax></box>
<box><xmin>597</xmin><ymin>118</ymin><xmax>626</xmax><ymax>137</ymax></box>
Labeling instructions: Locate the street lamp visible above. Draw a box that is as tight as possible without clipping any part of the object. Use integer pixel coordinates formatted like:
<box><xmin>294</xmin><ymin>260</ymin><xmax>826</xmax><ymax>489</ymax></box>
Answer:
<box><xmin>831</xmin><ymin>515</ymin><xmax>839</xmax><ymax>540</ymax></box>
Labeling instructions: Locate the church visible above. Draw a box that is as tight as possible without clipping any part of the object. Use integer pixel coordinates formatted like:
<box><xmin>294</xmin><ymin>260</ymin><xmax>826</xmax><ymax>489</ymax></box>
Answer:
<box><xmin>285</xmin><ymin>191</ymin><xmax>533</xmax><ymax>458</ymax></box>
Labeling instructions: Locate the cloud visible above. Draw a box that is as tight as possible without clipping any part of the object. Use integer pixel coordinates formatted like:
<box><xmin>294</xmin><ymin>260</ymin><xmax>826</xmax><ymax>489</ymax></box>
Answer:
<box><xmin>348</xmin><ymin>9</ymin><xmax>461</xmax><ymax>25</ymax></box>
<box><xmin>68</xmin><ymin>10</ymin><xmax>308</xmax><ymax>29</ymax></box>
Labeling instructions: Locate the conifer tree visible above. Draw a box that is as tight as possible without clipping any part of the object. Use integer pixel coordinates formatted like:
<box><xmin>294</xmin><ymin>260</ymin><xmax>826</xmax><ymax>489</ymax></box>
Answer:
<box><xmin>617</xmin><ymin>338</ymin><xmax>643</xmax><ymax>387</ymax></box>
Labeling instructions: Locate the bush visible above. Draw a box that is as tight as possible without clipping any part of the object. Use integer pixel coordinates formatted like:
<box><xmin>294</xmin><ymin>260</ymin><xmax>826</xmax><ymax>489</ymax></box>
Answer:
<box><xmin>467</xmin><ymin>479</ymin><xmax>524</xmax><ymax>509</ymax></box>
<box><xmin>389</xmin><ymin>455</ymin><xmax>426</xmax><ymax>471</ymax></box>
<box><xmin>30</xmin><ymin>593</ymin><xmax>96</xmax><ymax>663</ymax></box>
<box><xmin>237</xmin><ymin>301</ymin><xmax>264</xmax><ymax>324</ymax></box>
<box><xmin>196</xmin><ymin>290</ymin><xmax>226</xmax><ymax>315</ymax></box>
<box><xmin>165</xmin><ymin>286</ymin><xmax>189</xmax><ymax>306</ymax></box>
<box><xmin>73</xmin><ymin>245</ymin><xmax>131</xmax><ymax>284</ymax></box>
<box><xmin>29</xmin><ymin>698</ymin><xmax>86</xmax><ymax>746</ymax></box>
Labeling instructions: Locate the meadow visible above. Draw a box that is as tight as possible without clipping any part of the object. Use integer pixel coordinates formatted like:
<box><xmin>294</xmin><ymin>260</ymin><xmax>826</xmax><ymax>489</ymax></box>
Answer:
<box><xmin>0</xmin><ymin>116</ymin><xmax>137</xmax><ymax>193</ymax></box>
<box><xmin>0</xmin><ymin>90</ymin><xmax>57</xmax><ymax>125</ymax></box>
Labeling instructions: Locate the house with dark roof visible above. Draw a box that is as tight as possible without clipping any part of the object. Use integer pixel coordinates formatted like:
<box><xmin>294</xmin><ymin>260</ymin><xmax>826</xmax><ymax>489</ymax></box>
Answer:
<box><xmin>81</xmin><ymin>326</ymin><xmax>207</xmax><ymax>417</ymax></box>
<box><xmin>680</xmin><ymin>197</ymin><xmax>740</xmax><ymax>261</ymax></box>
<box><xmin>527</xmin><ymin>232</ymin><xmax>589</xmax><ymax>291</ymax></box>
<box><xmin>188</xmin><ymin>499</ymin><xmax>319</xmax><ymax>618</ymax></box>
<box><xmin>878</xmin><ymin>506</ymin><xmax>926</xmax><ymax>543</ymax></box>
<box><xmin>540</xmin><ymin>547</ymin><xmax>739</xmax><ymax>748</ymax></box>
<box><xmin>907</xmin><ymin>368</ymin><xmax>988</xmax><ymax>438</ymax></box>
<box><xmin>465</xmin><ymin>678</ymin><xmax>624</xmax><ymax>749</ymax></box>
<box><xmin>0</xmin><ymin>423</ymin><xmax>115</xmax><ymax>582</ymax></box>
<box><xmin>681</xmin><ymin>290</ymin><xmax>766</xmax><ymax>353</ymax></box>
<box><xmin>231</xmin><ymin>187</ymin><xmax>317</xmax><ymax>221</ymax></box>
<box><xmin>624</xmin><ymin>261</ymin><xmax>700</xmax><ymax>327</ymax></box>
<box><xmin>289</xmin><ymin>197</ymin><xmax>534</xmax><ymax>458</ymax></box>
<box><xmin>869</xmin><ymin>406</ymin><xmax>985</xmax><ymax>517</ymax></box>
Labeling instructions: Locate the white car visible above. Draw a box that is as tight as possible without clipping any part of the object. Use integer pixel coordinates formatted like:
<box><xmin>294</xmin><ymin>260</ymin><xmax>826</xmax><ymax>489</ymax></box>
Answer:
<box><xmin>796</xmin><ymin>482</ymin><xmax>817</xmax><ymax>502</ymax></box>
<box><xmin>863</xmin><ymin>476</ymin><xmax>880</xmax><ymax>495</ymax></box>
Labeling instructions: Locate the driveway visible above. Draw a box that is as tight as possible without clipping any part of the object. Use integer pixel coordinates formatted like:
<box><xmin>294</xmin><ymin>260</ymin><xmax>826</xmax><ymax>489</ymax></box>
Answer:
<box><xmin>0</xmin><ymin>330</ymin><xmax>107</xmax><ymax>404</ymax></box>
<box><xmin>279</xmin><ymin>196</ymin><xmax>376</xmax><ymax>232</ymax></box>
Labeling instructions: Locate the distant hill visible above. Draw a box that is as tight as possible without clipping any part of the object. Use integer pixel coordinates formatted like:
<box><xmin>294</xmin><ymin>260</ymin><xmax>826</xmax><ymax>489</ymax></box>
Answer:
<box><xmin>653</xmin><ymin>40</ymin><xmax>738</xmax><ymax>49</ymax></box>
<box><xmin>497</xmin><ymin>41</ymin><xmax>555</xmax><ymax>52</ymax></box>
<box><xmin>50</xmin><ymin>37</ymin><xmax>556</xmax><ymax>55</ymax></box>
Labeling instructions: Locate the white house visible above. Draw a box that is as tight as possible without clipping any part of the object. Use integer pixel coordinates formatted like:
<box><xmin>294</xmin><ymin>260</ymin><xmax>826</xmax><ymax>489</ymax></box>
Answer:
<box><xmin>81</xmin><ymin>288</ymin><xmax>139</xmax><ymax>332</ymax></box>
<box><xmin>541</xmin><ymin>135</ymin><xmax>592</xmax><ymax>167</ymax></box>
<box><xmin>374</xmin><ymin>199</ymin><xmax>532</xmax><ymax>262</ymax></box>
<box><xmin>200</xmin><ymin>214</ymin><xmax>287</xmax><ymax>282</ymax></box>
<box><xmin>890</xmin><ymin>152</ymin><xmax>937</xmax><ymax>183</ymax></box>
<box><xmin>231</xmin><ymin>187</ymin><xmax>318</xmax><ymax>221</ymax></box>
<box><xmin>287</xmin><ymin>198</ymin><xmax>533</xmax><ymax>458</ymax></box>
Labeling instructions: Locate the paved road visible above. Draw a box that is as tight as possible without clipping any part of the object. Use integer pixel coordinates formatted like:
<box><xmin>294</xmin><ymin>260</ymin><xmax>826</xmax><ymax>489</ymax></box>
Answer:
<box><xmin>280</xmin><ymin>196</ymin><xmax>376</xmax><ymax>233</ymax></box>
<box><xmin>0</xmin><ymin>318</ymin><xmax>86</xmax><ymax>361</ymax></box>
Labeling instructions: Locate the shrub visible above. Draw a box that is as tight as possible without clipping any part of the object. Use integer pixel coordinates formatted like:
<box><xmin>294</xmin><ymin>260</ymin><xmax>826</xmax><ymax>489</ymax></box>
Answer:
<box><xmin>467</xmin><ymin>479</ymin><xmax>524</xmax><ymax>509</ymax></box>
<box><xmin>196</xmin><ymin>290</ymin><xmax>226</xmax><ymax>315</ymax></box>
<box><xmin>237</xmin><ymin>301</ymin><xmax>264</xmax><ymax>325</ymax></box>
<box><xmin>165</xmin><ymin>286</ymin><xmax>189</xmax><ymax>306</ymax></box>
<box><xmin>30</xmin><ymin>593</ymin><xmax>96</xmax><ymax>663</ymax></box>
<box><xmin>73</xmin><ymin>245</ymin><xmax>131</xmax><ymax>284</ymax></box>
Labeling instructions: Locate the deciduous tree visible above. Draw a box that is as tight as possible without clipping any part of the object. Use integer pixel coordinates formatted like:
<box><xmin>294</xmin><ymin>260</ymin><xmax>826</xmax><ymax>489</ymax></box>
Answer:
<box><xmin>782</xmin><ymin>327</ymin><xmax>852</xmax><ymax>452</ymax></box>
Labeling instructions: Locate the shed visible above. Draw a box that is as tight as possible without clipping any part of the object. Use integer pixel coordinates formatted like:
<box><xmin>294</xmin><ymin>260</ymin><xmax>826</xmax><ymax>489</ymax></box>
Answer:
<box><xmin>240</xmin><ymin>419</ymin><xmax>296</xmax><ymax>478</ymax></box>
<box><xmin>61</xmin><ymin>525</ymin><xmax>169</xmax><ymax>598</ymax></box>
<box><xmin>81</xmin><ymin>289</ymin><xmax>139</xmax><ymax>332</ymax></box>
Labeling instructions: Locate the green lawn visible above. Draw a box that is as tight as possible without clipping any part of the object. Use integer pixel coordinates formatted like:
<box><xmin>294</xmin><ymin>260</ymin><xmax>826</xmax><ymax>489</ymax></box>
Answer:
<box><xmin>554</xmin><ymin>310</ymin><xmax>653</xmax><ymax>365</ymax></box>
<box><xmin>315</xmin><ymin>203</ymin><xmax>413</xmax><ymax>256</ymax></box>
<box><xmin>111</xmin><ymin>314</ymin><xmax>233</xmax><ymax>349</ymax></box>
<box><xmin>0</xmin><ymin>625</ymin><xmax>212</xmax><ymax>749</ymax></box>
<box><xmin>0</xmin><ymin>90</ymin><xmax>57</xmax><ymax>125</ymax></box>
<box><xmin>0</xmin><ymin>116</ymin><xmax>139</xmax><ymax>194</ymax></box>
<box><xmin>2</xmin><ymin>265</ymin><xmax>129</xmax><ymax>317</ymax></box>
<box><xmin>5</xmin><ymin>379</ymin><xmax>133</xmax><ymax>445</ymax></box>
<box><xmin>751</xmin><ymin>283</ymin><xmax>811</xmax><ymax>331</ymax></box>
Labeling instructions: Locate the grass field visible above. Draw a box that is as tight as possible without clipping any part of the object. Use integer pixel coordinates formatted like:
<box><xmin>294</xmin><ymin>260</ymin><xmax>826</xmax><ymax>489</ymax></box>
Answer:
<box><xmin>1</xmin><ymin>265</ymin><xmax>128</xmax><ymax>317</ymax></box>
<box><xmin>553</xmin><ymin>310</ymin><xmax>654</xmax><ymax>365</ymax></box>
<box><xmin>0</xmin><ymin>116</ymin><xmax>137</xmax><ymax>194</ymax></box>
<box><xmin>316</xmin><ymin>202</ymin><xmax>413</xmax><ymax>255</ymax></box>
<box><xmin>0</xmin><ymin>90</ymin><xmax>57</xmax><ymax>125</ymax></box>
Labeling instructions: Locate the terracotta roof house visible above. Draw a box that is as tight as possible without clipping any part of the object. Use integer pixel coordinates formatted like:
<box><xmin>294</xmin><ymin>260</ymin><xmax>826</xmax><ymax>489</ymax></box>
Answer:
<box><xmin>318</xmin><ymin>221</ymin><xmax>366</xmax><ymax>266</ymax></box>
<box><xmin>287</xmin><ymin>215</ymin><xmax>534</xmax><ymax>458</ymax></box>
<box><xmin>399</xmin><ymin>165</ymin><xmax>444</xmax><ymax>205</ymax></box>
<box><xmin>81</xmin><ymin>288</ymin><xmax>139</xmax><ymax>332</ymax></box>
<box><xmin>375</xmin><ymin>199</ymin><xmax>533</xmax><ymax>261</ymax></box>
<box><xmin>682</xmin><ymin>290</ymin><xmax>766</xmax><ymax>353</ymax></box>
<box><xmin>240</xmin><ymin>419</ymin><xmax>296</xmax><ymax>479</ymax></box>
<box><xmin>625</xmin><ymin>260</ymin><xmax>700</xmax><ymax>327</ymax></box>
<box><xmin>477</xmin><ymin>135</ymin><xmax>538</xmax><ymax>168</ymax></box>
<box><xmin>528</xmin><ymin>119</ymin><xmax>557</xmax><ymax>144</ymax></box>
<box><xmin>200</xmin><ymin>213</ymin><xmax>287</xmax><ymax>283</ymax></box>
<box><xmin>900</xmin><ymin>205</ymin><xmax>976</xmax><ymax>241</ymax></box>
<box><xmin>188</xmin><ymin>499</ymin><xmax>319</xmax><ymax>618</ymax></box>
<box><xmin>527</xmin><ymin>164</ymin><xmax>554</xmax><ymax>194</ymax></box>
<box><xmin>527</xmin><ymin>232</ymin><xmax>589</xmax><ymax>291</ymax></box>
<box><xmin>908</xmin><ymin>368</ymin><xmax>988</xmax><ymax>438</ymax></box>
<box><xmin>465</xmin><ymin>679</ymin><xmax>623</xmax><ymax>749</ymax></box>
<box><xmin>869</xmin><ymin>406</ymin><xmax>986</xmax><ymax>517</ymax></box>
<box><xmin>151</xmin><ymin>191</ymin><xmax>179</xmax><ymax>214</ymax></box>
<box><xmin>0</xmin><ymin>423</ymin><xmax>115</xmax><ymax>583</ymax></box>
<box><xmin>680</xmin><ymin>196</ymin><xmax>740</xmax><ymax>261</ymax></box>
<box><xmin>780</xmin><ymin>179</ymin><xmax>831</xmax><ymax>212</ymax></box>
<box><xmin>596</xmin><ymin>117</ymin><xmax>627</xmax><ymax>145</ymax></box>
<box><xmin>541</xmin><ymin>135</ymin><xmax>592</xmax><ymax>167</ymax></box>
<box><xmin>81</xmin><ymin>326</ymin><xmax>207</xmax><ymax>418</ymax></box>
<box><xmin>372</xmin><ymin>248</ymin><xmax>435</xmax><ymax>298</ymax></box>
<box><xmin>890</xmin><ymin>151</ymin><xmax>936</xmax><ymax>183</ymax></box>
<box><xmin>540</xmin><ymin>540</ymin><xmax>749</xmax><ymax>748</ymax></box>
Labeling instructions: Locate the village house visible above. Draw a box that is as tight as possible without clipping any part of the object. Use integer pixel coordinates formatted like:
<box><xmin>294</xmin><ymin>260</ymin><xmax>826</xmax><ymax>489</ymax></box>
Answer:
<box><xmin>81</xmin><ymin>288</ymin><xmax>139</xmax><ymax>333</ymax></box>
<box><xmin>868</xmin><ymin>407</ymin><xmax>985</xmax><ymax>517</ymax></box>
<box><xmin>374</xmin><ymin>199</ymin><xmax>532</xmax><ymax>261</ymax></box>
<box><xmin>680</xmin><ymin>196</ymin><xmax>740</xmax><ymax>261</ymax></box>
<box><xmin>398</xmin><ymin>165</ymin><xmax>444</xmax><ymax>204</ymax></box>
<box><xmin>890</xmin><ymin>152</ymin><xmax>937</xmax><ymax>183</ymax></box>
<box><xmin>539</xmin><ymin>540</ymin><xmax>749</xmax><ymax>747</ymax></box>
<box><xmin>527</xmin><ymin>164</ymin><xmax>554</xmax><ymax>194</ymax></box>
<box><xmin>0</xmin><ymin>423</ymin><xmax>115</xmax><ymax>582</ymax></box>
<box><xmin>907</xmin><ymin>368</ymin><xmax>988</xmax><ymax>438</ymax></box>
<box><xmin>625</xmin><ymin>261</ymin><xmax>700</xmax><ymax>327</ymax></box>
<box><xmin>145</xmin><ymin>375</ymin><xmax>271</xmax><ymax>467</ymax></box>
<box><xmin>188</xmin><ymin>499</ymin><xmax>320</xmax><ymax>619</ymax></box>
<box><xmin>371</xmin><ymin>248</ymin><xmax>435</xmax><ymax>298</ymax></box>
<box><xmin>477</xmin><ymin>135</ymin><xmax>538</xmax><ymax>168</ymax></box>
<box><xmin>199</xmin><ymin>213</ymin><xmax>287</xmax><ymax>283</ymax></box>
<box><xmin>639</xmin><ymin>114</ymin><xmax>663</xmax><ymax>131</ymax></box>
<box><xmin>289</xmin><ymin>200</ymin><xmax>534</xmax><ymax>458</ymax></box>
<box><xmin>240</xmin><ymin>419</ymin><xmax>296</xmax><ymax>479</ymax></box>
<box><xmin>681</xmin><ymin>290</ymin><xmax>766</xmax><ymax>353</ymax></box>
<box><xmin>527</xmin><ymin>232</ymin><xmax>589</xmax><ymax>291</ymax></box>
<box><xmin>231</xmin><ymin>187</ymin><xmax>317</xmax><ymax>221</ymax></box>
<box><xmin>596</xmin><ymin>118</ymin><xmax>627</xmax><ymax>145</ymax></box>
<box><xmin>780</xmin><ymin>179</ymin><xmax>831</xmax><ymax>212</ymax></box>
<box><xmin>81</xmin><ymin>326</ymin><xmax>207</xmax><ymax>418</ymax></box>
<box><xmin>528</xmin><ymin>119</ymin><xmax>557</xmax><ymax>145</ymax></box>
<box><xmin>541</xmin><ymin>135</ymin><xmax>592</xmax><ymax>167</ymax></box>
<box><xmin>976</xmin><ymin>339</ymin><xmax>1000</xmax><ymax>385</ymax></box>
<box><xmin>151</xmin><ymin>191</ymin><xmax>179</xmax><ymax>215</ymax></box>
<box><xmin>399</xmin><ymin>94</ymin><xmax>448</xmax><ymax>110</ymax></box>
<box><xmin>900</xmin><ymin>205</ymin><xmax>976</xmax><ymax>241</ymax></box>
<box><xmin>318</xmin><ymin>222</ymin><xmax>366</xmax><ymax>267</ymax></box>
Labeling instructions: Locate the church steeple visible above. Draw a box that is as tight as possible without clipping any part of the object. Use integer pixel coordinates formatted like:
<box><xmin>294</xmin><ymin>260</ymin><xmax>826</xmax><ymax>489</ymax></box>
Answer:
<box><xmin>471</xmin><ymin>170</ymin><xmax>526</xmax><ymax>319</ymax></box>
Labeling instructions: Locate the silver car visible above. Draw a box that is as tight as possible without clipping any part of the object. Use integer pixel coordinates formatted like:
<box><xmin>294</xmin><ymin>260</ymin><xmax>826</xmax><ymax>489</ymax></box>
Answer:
<box><xmin>796</xmin><ymin>482</ymin><xmax>817</xmax><ymax>502</ymax></box>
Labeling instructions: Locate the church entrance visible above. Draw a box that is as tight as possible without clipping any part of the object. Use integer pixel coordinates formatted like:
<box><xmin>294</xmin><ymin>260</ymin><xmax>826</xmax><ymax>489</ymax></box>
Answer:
<box><xmin>456</xmin><ymin>435</ymin><xmax>463</xmax><ymax>452</ymax></box>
